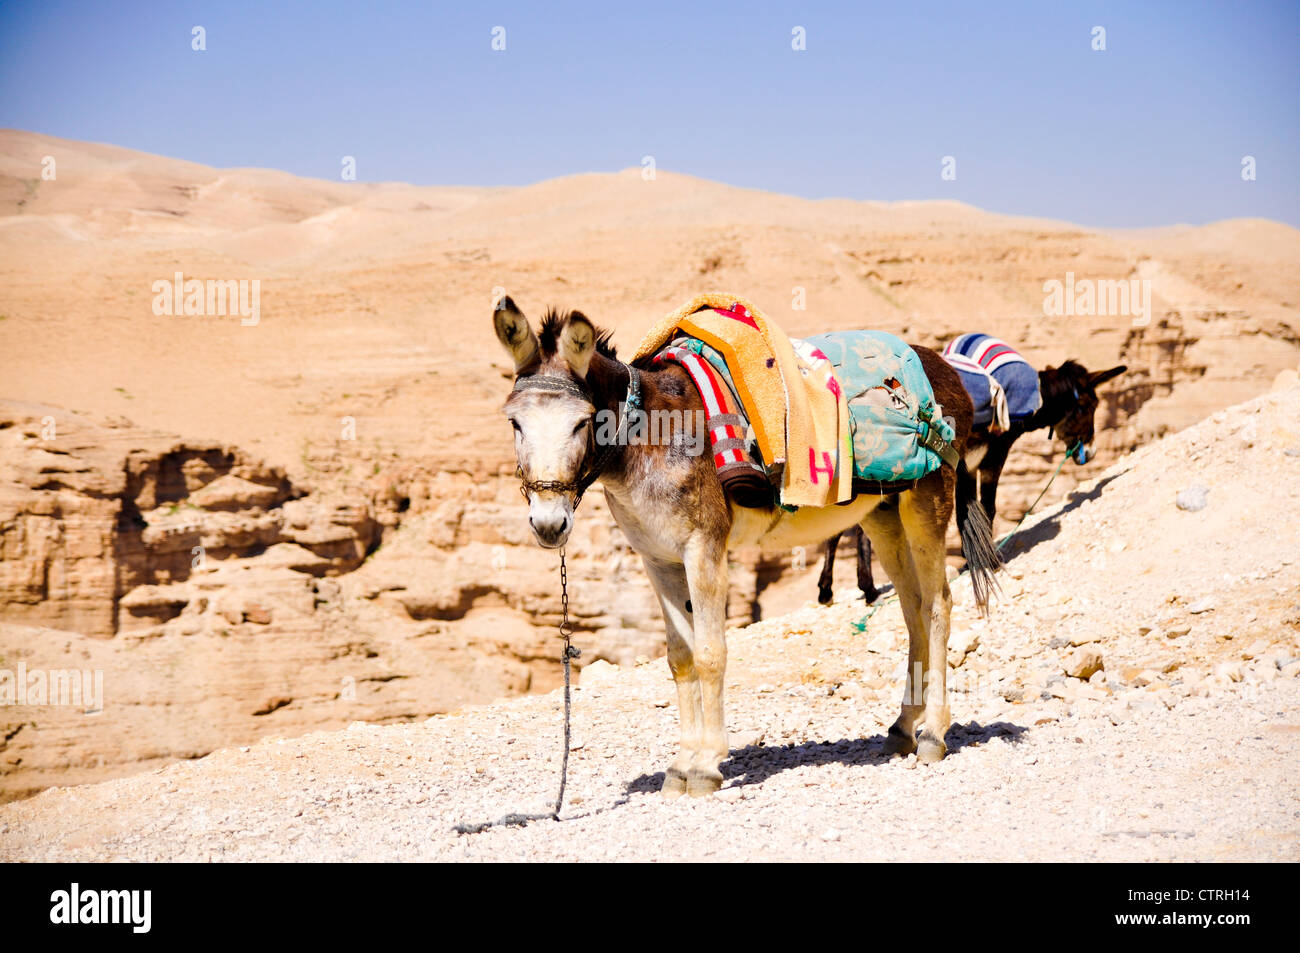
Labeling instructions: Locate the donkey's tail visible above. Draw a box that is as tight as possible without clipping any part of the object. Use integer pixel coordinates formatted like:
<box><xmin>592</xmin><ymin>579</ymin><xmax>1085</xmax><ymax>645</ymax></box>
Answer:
<box><xmin>956</xmin><ymin>460</ymin><xmax>1001</xmax><ymax>612</ymax></box>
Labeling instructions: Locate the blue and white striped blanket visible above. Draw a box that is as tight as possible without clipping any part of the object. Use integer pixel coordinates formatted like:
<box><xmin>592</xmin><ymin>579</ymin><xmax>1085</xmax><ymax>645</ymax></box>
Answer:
<box><xmin>942</xmin><ymin>333</ymin><xmax>1041</xmax><ymax>431</ymax></box>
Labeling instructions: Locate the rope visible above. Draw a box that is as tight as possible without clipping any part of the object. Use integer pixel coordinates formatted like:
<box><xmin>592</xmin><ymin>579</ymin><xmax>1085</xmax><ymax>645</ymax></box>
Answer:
<box><xmin>994</xmin><ymin>440</ymin><xmax>1080</xmax><ymax>553</ymax></box>
<box><xmin>453</xmin><ymin>549</ymin><xmax>579</xmax><ymax>835</ymax></box>
<box><xmin>848</xmin><ymin>441</ymin><xmax>1081</xmax><ymax>632</ymax></box>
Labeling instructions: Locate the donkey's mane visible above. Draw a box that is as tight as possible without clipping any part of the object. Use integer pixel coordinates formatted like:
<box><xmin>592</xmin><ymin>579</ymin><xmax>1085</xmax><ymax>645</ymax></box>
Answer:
<box><xmin>538</xmin><ymin>308</ymin><xmax>618</xmax><ymax>360</ymax></box>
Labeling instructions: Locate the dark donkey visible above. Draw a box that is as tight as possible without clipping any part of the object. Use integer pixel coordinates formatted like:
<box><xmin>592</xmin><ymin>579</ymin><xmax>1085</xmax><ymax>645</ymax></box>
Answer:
<box><xmin>818</xmin><ymin>351</ymin><xmax>1125</xmax><ymax>604</ymax></box>
<box><xmin>495</xmin><ymin>299</ymin><xmax>1000</xmax><ymax>795</ymax></box>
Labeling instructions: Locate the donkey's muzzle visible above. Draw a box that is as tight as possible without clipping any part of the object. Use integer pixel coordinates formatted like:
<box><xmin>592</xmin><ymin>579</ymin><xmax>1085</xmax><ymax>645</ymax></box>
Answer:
<box><xmin>529</xmin><ymin>498</ymin><xmax>573</xmax><ymax>549</ymax></box>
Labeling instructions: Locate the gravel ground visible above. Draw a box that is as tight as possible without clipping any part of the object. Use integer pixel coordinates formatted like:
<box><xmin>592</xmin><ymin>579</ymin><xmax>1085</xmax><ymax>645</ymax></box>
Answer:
<box><xmin>2</xmin><ymin>386</ymin><xmax>1298</xmax><ymax>862</ymax></box>
<box><xmin>0</xmin><ymin>674</ymin><xmax>1294</xmax><ymax>862</ymax></box>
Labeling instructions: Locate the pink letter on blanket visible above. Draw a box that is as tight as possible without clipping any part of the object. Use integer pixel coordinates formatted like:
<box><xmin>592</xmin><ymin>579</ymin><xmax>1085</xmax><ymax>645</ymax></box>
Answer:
<box><xmin>809</xmin><ymin>448</ymin><xmax>835</xmax><ymax>484</ymax></box>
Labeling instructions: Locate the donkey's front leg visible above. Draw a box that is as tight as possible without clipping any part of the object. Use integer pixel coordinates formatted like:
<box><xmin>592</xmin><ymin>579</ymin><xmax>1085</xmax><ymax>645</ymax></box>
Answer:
<box><xmin>977</xmin><ymin>435</ymin><xmax>1012</xmax><ymax>524</ymax></box>
<box><xmin>684</xmin><ymin>536</ymin><xmax>730</xmax><ymax>796</ymax></box>
<box><xmin>642</xmin><ymin>557</ymin><xmax>703</xmax><ymax>798</ymax></box>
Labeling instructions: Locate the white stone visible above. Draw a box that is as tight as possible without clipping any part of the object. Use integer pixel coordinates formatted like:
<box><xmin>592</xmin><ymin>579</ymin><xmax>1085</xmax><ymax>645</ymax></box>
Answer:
<box><xmin>1065</xmin><ymin>647</ymin><xmax>1104</xmax><ymax>680</ymax></box>
<box><xmin>579</xmin><ymin>659</ymin><xmax>620</xmax><ymax>687</ymax></box>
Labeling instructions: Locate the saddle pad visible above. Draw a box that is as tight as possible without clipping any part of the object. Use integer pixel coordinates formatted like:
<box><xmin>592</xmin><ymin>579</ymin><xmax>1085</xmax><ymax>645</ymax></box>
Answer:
<box><xmin>804</xmin><ymin>331</ymin><xmax>956</xmax><ymax>483</ymax></box>
<box><xmin>633</xmin><ymin>294</ymin><xmax>852</xmax><ymax>507</ymax></box>
<box><xmin>943</xmin><ymin>332</ymin><xmax>1041</xmax><ymax>423</ymax></box>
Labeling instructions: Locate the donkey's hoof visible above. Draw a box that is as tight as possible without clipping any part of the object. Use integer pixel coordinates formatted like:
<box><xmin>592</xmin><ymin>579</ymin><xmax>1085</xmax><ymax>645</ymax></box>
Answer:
<box><xmin>884</xmin><ymin>723</ymin><xmax>917</xmax><ymax>756</ymax></box>
<box><xmin>817</xmin><ymin>587</ymin><xmax>833</xmax><ymax>606</ymax></box>
<box><xmin>686</xmin><ymin>768</ymin><xmax>723</xmax><ymax>797</ymax></box>
<box><xmin>916</xmin><ymin>733</ymin><xmax>947</xmax><ymax>764</ymax></box>
<box><xmin>861</xmin><ymin>588</ymin><xmax>881</xmax><ymax>604</ymax></box>
<box><xmin>662</xmin><ymin>767</ymin><xmax>688</xmax><ymax>798</ymax></box>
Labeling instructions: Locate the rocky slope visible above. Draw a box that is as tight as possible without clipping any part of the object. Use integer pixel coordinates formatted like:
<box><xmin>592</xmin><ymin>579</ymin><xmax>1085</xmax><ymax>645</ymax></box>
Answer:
<box><xmin>1</xmin><ymin>382</ymin><xmax>1297</xmax><ymax>861</ymax></box>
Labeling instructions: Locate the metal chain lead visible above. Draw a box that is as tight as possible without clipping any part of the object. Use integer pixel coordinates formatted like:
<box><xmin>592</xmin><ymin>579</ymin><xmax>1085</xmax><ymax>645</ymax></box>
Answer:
<box><xmin>554</xmin><ymin>548</ymin><xmax>580</xmax><ymax>816</ymax></box>
<box><xmin>453</xmin><ymin>548</ymin><xmax>580</xmax><ymax>834</ymax></box>
<box><xmin>455</xmin><ymin>367</ymin><xmax>645</xmax><ymax>835</ymax></box>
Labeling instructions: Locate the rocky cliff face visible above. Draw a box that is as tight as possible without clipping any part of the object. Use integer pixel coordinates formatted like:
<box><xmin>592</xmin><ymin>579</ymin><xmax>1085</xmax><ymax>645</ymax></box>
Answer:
<box><xmin>0</xmin><ymin>401</ymin><xmax>377</xmax><ymax>637</ymax></box>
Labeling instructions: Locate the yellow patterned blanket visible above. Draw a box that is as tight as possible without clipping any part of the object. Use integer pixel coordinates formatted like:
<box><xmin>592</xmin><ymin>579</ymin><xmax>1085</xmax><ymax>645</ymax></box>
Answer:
<box><xmin>632</xmin><ymin>294</ymin><xmax>852</xmax><ymax>507</ymax></box>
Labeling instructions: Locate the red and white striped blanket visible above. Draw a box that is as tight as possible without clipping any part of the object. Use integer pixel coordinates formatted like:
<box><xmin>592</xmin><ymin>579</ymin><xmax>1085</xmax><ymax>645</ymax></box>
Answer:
<box><xmin>651</xmin><ymin>339</ymin><xmax>772</xmax><ymax>507</ymax></box>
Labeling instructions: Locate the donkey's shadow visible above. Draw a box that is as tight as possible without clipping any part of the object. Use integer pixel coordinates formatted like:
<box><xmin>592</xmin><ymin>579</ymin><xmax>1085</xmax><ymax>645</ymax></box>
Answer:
<box><xmin>996</xmin><ymin>473</ymin><xmax>1122</xmax><ymax>560</ymax></box>
<box><xmin>625</xmin><ymin>719</ymin><xmax>1028</xmax><ymax>795</ymax></box>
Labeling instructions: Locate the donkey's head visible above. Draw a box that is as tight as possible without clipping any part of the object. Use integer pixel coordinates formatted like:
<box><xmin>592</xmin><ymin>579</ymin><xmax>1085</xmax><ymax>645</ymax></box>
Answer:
<box><xmin>493</xmin><ymin>296</ymin><xmax>614</xmax><ymax>549</ymax></box>
<box><xmin>1040</xmin><ymin>360</ymin><xmax>1126</xmax><ymax>464</ymax></box>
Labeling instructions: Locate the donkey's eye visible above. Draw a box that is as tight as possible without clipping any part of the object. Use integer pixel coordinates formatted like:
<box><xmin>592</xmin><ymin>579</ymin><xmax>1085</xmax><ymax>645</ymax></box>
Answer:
<box><xmin>510</xmin><ymin>420</ymin><xmax>521</xmax><ymax>433</ymax></box>
<box><xmin>572</xmin><ymin>421</ymin><xmax>588</xmax><ymax>436</ymax></box>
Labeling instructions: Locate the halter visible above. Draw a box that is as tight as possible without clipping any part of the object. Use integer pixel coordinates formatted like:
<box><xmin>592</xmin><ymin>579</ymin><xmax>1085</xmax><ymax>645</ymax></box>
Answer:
<box><xmin>1057</xmin><ymin>385</ymin><xmax>1090</xmax><ymax>464</ymax></box>
<box><xmin>511</xmin><ymin>366</ymin><xmax>642</xmax><ymax>508</ymax></box>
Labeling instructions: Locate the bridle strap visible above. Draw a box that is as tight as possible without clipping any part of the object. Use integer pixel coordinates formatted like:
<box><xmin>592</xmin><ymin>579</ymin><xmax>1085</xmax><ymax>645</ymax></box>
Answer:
<box><xmin>514</xmin><ymin>366</ymin><xmax>641</xmax><ymax>509</ymax></box>
<box><xmin>511</xmin><ymin>375</ymin><xmax>592</xmax><ymax>401</ymax></box>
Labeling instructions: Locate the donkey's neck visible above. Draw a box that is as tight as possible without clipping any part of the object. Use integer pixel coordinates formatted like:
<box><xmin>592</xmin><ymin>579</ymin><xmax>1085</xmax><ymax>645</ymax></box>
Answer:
<box><xmin>1019</xmin><ymin>369</ymin><xmax>1073</xmax><ymax>433</ymax></box>
<box><xmin>585</xmin><ymin>353</ymin><xmax>701</xmax><ymax>506</ymax></box>
<box><xmin>582</xmin><ymin>352</ymin><xmax>636</xmax><ymax>487</ymax></box>
<box><xmin>585</xmin><ymin>351</ymin><xmax>634</xmax><ymax>422</ymax></box>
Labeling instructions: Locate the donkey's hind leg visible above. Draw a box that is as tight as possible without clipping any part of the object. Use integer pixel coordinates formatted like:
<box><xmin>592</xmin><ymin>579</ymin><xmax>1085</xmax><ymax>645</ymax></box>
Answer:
<box><xmin>853</xmin><ymin>526</ymin><xmax>881</xmax><ymax>603</ymax></box>
<box><xmin>642</xmin><ymin>556</ymin><xmax>703</xmax><ymax>798</ymax></box>
<box><xmin>898</xmin><ymin>478</ymin><xmax>956</xmax><ymax>763</ymax></box>
<box><xmin>860</xmin><ymin>502</ymin><xmax>925</xmax><ymax>756</ymax></box>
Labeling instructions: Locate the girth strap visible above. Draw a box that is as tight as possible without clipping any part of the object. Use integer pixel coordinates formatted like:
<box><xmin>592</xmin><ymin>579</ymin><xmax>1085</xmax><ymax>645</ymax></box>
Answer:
<box><xmin>917</xmin><ymin>420</ymin><xmax>960</xmax><ymax>469</ymax></box>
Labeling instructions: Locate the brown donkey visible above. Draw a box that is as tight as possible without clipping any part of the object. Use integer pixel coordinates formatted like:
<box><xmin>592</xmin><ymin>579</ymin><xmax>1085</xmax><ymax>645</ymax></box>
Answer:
<box><xmin>818</xmin><ymin>358</ymin><xmax>1125</xmax><ymax>605</ymax></box>
<box><xmin>494</xmin><ymin>299</ymin><xmax>999</xmax><ymax>796</ymax></box>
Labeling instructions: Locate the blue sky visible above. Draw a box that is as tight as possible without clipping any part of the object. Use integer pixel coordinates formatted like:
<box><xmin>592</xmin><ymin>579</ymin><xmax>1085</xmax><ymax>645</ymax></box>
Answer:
<box><xmin>1</xmin><ymin>0</ymin><xmax>1296</xmax><ymax>226</ymax></box>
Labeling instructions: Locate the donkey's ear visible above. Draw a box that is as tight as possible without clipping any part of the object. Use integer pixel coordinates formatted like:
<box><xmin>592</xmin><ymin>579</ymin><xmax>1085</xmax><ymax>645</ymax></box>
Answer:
<box><xmin>493</xmin><ymin>296</ymin><xmax>539</xmax><ymax>373</ymax></box>
<box><xmin>1088</xmin><ymin>365</ymin><xmax>1127</xmax><ymax>388</ymax></box>
<box><xmin>559</xmin><ymin>312</ymin><xmax>597</xmax><ymax>380</ymax></box>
